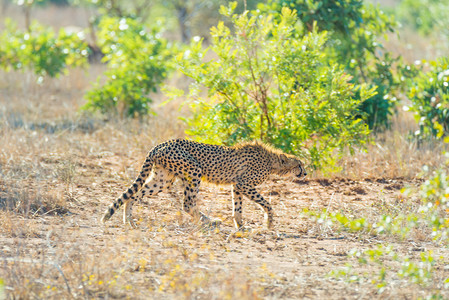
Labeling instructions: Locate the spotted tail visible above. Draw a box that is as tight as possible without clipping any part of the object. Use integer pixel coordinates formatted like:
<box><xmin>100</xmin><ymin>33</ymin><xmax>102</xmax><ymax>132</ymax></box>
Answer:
<box><xmin>100</xmin><ymin>151</ymin><xmax>155</xmax><ymax>223</ymax></box>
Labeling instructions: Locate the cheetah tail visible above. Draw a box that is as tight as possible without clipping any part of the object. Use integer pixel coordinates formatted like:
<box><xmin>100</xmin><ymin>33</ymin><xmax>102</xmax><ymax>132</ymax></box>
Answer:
<box><xmin>100</xmin><ymin>152</ymin><xmax>155</xmax><ymax>224</ymax></box>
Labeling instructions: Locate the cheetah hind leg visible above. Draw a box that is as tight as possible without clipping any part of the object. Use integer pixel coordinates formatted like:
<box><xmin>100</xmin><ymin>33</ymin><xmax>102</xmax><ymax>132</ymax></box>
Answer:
<box><xmin>123</xmin><ymin>170</ymin><xmax>175</xmax><ymax>228</ymax></box>
<box><xmin>179</xmin><ymin>176</ymin><xmax>222</xmax><ymax>228</ymax></box>
<box><xmin>232</xmin><ymin>185</ymin><xmax>244</xmax><ymax>229</ymax></box>
<box><xmin>123</xmin><ymin>195</ymin><xmax>139</xmax><ymax>228</ymax></box>
<box><xmin>202</xmin><ymin>216</ymin><xmax>222</xmax><ymax>228</ymax></box>
<box><xmin>197</xmin><ymin>213</ymin><xmax>222</xmax><ymax>229</ymax></box>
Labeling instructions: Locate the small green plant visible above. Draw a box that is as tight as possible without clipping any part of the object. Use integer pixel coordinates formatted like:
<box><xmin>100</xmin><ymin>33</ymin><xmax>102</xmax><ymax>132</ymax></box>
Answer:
<box><xmin>0</xmin><ymin>278</ymin><xmax>5</xmax><ymax>300</ymax></box>
<box><xmin>416</xmin><ymin>166</ymin><xmax>449</xmax><ymax>243</ymax></box>
<box><xmin>345</xmin><ymin>245</ymin><xmax>437</xmax><ymax>291</ymax></box>
<box><xmin>408</xmin><ymin>57</ymin><xmax>449</xmax><ymax>138</ymax></box>
<box><xmin>304</xmin><ymin>208</ymin><xmax>418</xmax><ymax>239</ymax></box>
<box><xmin>319</xmin><ymin>164</ymin><xmax>449</xmax><ymax>294</ymax></box>
<box><xmin>0</xmin><ymin>19</ymin><xmax>88</xmax><ymax>78</ymax></box>
<box><xmin>175</xmin><ymin>3</ymin><xmax>373</xmax><ymax>171</ymax></box>
<box><xmin>83</xmin><ymin>17</ymin><xmax>174</xmax><ymax>117</ymax></box>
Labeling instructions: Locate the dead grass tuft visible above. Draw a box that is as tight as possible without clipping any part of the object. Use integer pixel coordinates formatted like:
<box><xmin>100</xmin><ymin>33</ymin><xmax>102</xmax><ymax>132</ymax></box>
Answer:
<box><xmin>0</xmin><ymin>179</ymin><xmax>68</xmax><ymax>216</ymax></box>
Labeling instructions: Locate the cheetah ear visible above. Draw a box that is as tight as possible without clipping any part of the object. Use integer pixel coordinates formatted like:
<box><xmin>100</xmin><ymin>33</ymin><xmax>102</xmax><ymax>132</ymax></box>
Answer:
<box><xmin>280</xmin><ymin>154</ymin><xmax>288</xmax><ymax>164</ymax></box>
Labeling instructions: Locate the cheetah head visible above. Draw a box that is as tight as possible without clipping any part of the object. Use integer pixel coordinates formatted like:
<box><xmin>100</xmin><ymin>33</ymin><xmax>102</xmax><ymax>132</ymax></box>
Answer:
<box><xmin>278</xmin><ymin>154</ymin><xmax>307</xmax><ymax>178</ymax></box>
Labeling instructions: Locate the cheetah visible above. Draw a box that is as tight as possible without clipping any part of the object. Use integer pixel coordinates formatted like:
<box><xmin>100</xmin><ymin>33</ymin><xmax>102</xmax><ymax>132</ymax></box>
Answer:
<box><xmin>100</xmin><ymin>139</ymin><xmax>306</xmax><ymax>229</ymax></box>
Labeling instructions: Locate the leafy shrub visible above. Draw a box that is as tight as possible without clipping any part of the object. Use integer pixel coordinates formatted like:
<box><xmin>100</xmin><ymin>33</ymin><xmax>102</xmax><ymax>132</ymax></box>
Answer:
<box><xmin>260</xmin><ymin>0</ymin><xmax>404</xmax><ymax>130</ymax></box>
<box><xmin>83</xmin><ymin>17</ymin><xmax>174</xmax><ymax>117</ymax></box>
<box><xmin>395</xmin><ymin>0</ymin><xmax>449</xmax><ymax>61</ymax></box>
<box><xmin>0</xmin><ymin>19</ymin><xmax>88</xmax><ymax>78</ymax></box>
<box><xmin>175</xmin><ymin>4</ymin><xmax>374</xmax><ymax>171</ymax></box>
<box><xmin>408</xmin><ymin>58</ymin><xmax>449</xmax><ymax>138</ymax></box>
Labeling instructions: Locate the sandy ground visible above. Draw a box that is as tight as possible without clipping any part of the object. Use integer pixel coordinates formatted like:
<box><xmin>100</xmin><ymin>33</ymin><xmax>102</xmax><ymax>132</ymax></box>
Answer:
<box><xmin>2</xmin><ymin>150</ymin><xmax>445</xmax><ymax>299</ymax></box>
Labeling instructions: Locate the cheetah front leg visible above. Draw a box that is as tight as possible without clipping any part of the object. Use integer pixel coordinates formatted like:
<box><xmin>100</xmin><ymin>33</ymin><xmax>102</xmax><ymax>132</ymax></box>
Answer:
<box><xmin>237</xmin><ymin>183</ymin><xmax>274</xmax><ymax>229</ymax></box>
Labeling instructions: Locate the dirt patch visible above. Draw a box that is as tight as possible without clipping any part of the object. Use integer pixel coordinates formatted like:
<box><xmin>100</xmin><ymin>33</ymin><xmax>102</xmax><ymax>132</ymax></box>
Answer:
<box><xmin>1</xmin><ymin>156</ymin><xmax>443</xmax><ymax>299</ymax></box>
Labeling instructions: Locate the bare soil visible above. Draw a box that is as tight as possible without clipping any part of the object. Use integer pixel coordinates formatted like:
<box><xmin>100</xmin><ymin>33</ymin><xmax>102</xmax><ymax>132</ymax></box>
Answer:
<box><xmin>2</xmin><ymin>148</ymin><xmax>446</xmax><ymax>299</ymax></box>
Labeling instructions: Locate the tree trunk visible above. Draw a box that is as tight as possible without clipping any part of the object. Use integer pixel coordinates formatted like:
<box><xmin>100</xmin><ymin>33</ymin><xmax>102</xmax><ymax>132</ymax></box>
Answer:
<box><xmin>176</xmin><ymin>4</ymin><xmax>191</xmax><ymax>44</ymax></box>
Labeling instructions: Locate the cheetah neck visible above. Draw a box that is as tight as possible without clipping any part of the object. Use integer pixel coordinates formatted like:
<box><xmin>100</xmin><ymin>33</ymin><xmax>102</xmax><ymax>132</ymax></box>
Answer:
<box><xmin>269</xmin><ymin>153</ymin><xmax>286</xmax><ymax>175</ymax></box>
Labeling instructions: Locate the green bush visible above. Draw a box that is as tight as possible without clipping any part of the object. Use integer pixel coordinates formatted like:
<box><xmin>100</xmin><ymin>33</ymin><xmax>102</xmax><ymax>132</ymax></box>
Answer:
<box><xmin>408</xmin><ymin>58</ymin><xmax>449</xmax><ymax>138</ymax></box>
<box><xmin>0</xmin><ymin>19</ymin><xmax>88</xmax><ymax>78</ymax></box>
<box><xmin>175</xmin><ymin>4</ymin><xmax>374</xmax><ymax>171</ymax></box>
<box><xmin>260</xmin><ymin>0</ymin><xmax>404</xmax><ymax>130</ymax></box>
<box><xmin>83</xmin><ymin>17</ymin><xmax>174</xmax><ymax>117</ymax></box>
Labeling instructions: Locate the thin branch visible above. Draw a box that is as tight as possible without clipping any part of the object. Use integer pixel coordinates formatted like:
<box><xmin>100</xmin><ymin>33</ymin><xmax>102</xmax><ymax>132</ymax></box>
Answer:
<box><xmin>216</xmin><ymin>89</ymin><xmax>247</xmax><ymax>126</ymax></box>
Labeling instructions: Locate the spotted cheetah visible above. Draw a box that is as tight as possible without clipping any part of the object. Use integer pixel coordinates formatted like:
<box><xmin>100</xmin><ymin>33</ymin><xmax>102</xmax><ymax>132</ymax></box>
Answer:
<box><xmin>100</xmin><ymin>139</ymin><xmax>306</xmax><ymax>229</ymax></box>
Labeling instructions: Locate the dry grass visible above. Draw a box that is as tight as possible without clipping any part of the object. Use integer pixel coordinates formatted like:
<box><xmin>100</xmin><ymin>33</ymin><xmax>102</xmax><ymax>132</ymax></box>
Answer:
<box><xmin>337</xmin><ymin>111</ymin><xmax>446</xmax><ymax>179</ymax></box>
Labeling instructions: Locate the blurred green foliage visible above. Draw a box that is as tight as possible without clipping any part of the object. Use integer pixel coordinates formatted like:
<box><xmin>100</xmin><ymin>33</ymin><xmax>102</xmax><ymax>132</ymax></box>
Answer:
<box><xmin>83</xmin><ymin>17</ymin><xmax>174</xmax><ymax>117</ymax></box>
<box><xmin>0</xmin><ymin>19</ymin><xmax>88</xmax><ymax>78</ymax></box>
<box><xmin>260</xmin><ymin>0</ymin><xmax>404</xmax><ymax>130</ymax></box>
<box><xmin>72</xmin><ymin>0</ymin><xmax>153</xmax><ymax>20</ymax></box>
<box><xmin>408</xmin><ymin>58</ymin><xmax>449</xmax><ymax>138</ymax></box>
<box><xmin>418</xmin><ymin>165</ymin><xmax>449</xmax><ymax>242</ymax></box>
<box><xmin>396</xmin><ymin>0</ymin><xmax>449</xmax><ymax>36</ymax></box>
<box><xmin>66</xmin><ymin>0</ymin><xmax>261</xmax><ymax>43</ymax></box>
<box><xmin>175</xmin><ymin>4</ymin><xmax>374</xmax><ymax>171</ymax></box>
<box><xmin>11</xmin><ymin>0</ymin><xmax>69</xmax><ymax>6</ymax></box>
